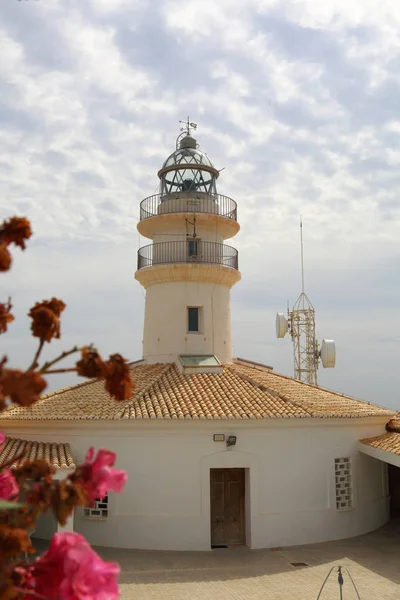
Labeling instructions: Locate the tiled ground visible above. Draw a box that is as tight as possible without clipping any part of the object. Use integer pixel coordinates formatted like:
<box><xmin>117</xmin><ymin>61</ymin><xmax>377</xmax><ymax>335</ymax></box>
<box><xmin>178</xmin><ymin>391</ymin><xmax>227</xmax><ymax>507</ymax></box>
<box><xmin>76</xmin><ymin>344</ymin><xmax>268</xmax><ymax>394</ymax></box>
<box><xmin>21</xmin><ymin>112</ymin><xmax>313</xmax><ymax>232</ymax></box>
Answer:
<box><xmin>33</xmin><ymin>520</ymin><xmax>400</xmax><ymax>599</ymax></box>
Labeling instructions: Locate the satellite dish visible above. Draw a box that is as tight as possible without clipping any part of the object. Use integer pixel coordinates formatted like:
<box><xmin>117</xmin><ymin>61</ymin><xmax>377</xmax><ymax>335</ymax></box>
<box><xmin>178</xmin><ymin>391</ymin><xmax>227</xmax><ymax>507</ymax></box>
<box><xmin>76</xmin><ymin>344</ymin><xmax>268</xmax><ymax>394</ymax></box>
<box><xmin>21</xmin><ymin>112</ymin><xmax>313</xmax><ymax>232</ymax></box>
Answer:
<box><xmin>320</xmin><ymin>339</ymin><xmax>336</xmax><ymax>368</ymax></box>
<box><xmin>276</xmin><ymin>313</ymin><xmax>288</xmax><ymax>339</ymax></box>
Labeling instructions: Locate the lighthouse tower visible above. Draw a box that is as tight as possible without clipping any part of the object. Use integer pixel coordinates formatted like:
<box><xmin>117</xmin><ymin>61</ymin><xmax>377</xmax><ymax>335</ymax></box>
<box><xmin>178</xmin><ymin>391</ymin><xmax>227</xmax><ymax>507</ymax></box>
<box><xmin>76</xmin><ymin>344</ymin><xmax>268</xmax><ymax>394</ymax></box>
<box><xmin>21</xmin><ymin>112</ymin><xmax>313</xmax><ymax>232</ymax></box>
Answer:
<box><xmin>135</xmin><ymin>121</ymin><xmax>241</xmax><ymax>365</ymax></box>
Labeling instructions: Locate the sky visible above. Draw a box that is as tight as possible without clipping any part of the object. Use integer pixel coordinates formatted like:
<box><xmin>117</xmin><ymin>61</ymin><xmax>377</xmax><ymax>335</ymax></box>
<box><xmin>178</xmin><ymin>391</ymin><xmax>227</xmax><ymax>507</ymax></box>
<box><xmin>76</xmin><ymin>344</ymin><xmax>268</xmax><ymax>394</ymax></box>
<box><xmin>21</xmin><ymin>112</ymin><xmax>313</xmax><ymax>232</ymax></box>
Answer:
<box><xmin>1</xmin><ymin>0</ymin><xmax>400</xmax><ymax>410</ymax></box>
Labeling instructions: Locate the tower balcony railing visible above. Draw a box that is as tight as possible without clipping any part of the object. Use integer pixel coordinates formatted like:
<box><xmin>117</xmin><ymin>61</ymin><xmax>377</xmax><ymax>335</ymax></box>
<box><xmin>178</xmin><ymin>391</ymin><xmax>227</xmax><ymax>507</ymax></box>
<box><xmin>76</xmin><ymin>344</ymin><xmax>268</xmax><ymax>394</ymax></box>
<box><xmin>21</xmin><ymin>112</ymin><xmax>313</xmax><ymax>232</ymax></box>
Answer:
<box><xmin>137</xmin><ymin>241</ymin><xmax>239</xmax><ymax>271</ymax></box>
<box><xmin>139</xmin><ymin>193</ymin><xmax>237</xmax><ymax>222</ymax></box>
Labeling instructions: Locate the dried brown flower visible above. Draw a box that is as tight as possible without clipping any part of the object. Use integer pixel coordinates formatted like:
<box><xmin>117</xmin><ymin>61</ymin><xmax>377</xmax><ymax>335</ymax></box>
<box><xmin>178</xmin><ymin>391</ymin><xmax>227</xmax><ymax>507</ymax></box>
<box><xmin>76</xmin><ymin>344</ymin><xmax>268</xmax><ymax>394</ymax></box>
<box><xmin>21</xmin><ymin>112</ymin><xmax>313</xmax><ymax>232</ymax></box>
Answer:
<box><xmin>50</xmin><ymin>480</ymin><xmax>88</xmax><ymax>526</ymax></box>
<box><xmin>28</xmin><ymin>298</ymin><xmax>66</xmax><ymax>342</ymax></box>
<box><xmin>0</xmin><ymin>391</ymin><xmax>6</xmax><ymax>412</ymax></box>
<box><xmin>0</xmin><ymin>369</ymin><xmax>47</xmax><ymax>407</ymax></box>
<box><xmin>76</xmin><ymin>347</ymin><xmax>106</xmax><ymax>379</ymax></box>
<box><xmin>103</xmin><ymin>354</ymin><xmax>133</xmax><ymax>401</ymax></box>
<box><xmin>0</xmin><ymin>303</ymin><xmax>14</xmax><ymax>334</ymax></box>
<box><xmin>13</xmin><ymin>460</ymin><xmax>55</xmax><ymax>485</ymax></box>
<box><xmin>0</xmin><ymin>244</ymin><xmax>12</xmax><ymax>272</ymax></box>
<box><xmin>0</xmin><ymin>217</ymin><xmax>32</xmax><ymax>250</ymax></box>
<box><xmin>24</xmin><ymin>482</ymin><xmax>52</xmax><ymax>513</ymax></box>
<box><xmin>0</xmin><ymin>525</ymin><xmax>32</xmax><ymax>560</ymax></box>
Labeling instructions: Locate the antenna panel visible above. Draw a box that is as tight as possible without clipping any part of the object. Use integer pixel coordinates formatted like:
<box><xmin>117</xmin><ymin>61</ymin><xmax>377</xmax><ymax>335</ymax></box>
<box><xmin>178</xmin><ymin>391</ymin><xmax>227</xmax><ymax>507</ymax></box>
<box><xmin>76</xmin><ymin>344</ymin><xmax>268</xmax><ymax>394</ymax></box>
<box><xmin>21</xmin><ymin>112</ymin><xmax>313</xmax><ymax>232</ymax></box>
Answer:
<box><xmin>276</xmin><ymin>313</ymin><xmax>288</xmax><ymax>339</ymax></box>
<box><xmin>320</xmin><ymin>339</ymin><xmax>336</xmax><ymax>368</ymax></box>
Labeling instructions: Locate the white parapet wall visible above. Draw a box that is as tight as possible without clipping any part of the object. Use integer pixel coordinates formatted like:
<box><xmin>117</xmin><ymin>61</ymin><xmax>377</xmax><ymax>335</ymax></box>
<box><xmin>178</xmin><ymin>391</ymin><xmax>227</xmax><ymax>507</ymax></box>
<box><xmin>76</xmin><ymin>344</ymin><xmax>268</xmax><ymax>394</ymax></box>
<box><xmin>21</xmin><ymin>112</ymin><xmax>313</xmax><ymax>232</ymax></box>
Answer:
<box><xmin>3</xmin><ymin>418</ymin><xmax>390</xmax><ymax>551</ymax></box>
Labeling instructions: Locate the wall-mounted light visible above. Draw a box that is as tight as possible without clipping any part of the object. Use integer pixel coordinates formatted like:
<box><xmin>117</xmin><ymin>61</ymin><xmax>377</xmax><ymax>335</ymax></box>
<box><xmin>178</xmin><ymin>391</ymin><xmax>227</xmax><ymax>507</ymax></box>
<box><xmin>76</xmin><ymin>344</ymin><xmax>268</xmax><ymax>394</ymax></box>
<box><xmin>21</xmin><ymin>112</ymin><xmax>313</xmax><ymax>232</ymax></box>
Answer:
<box><xmin>213</xmin><ymin>434</ymin><xmax>225</xmax><ymax>442</ymax></box>
<box><xmin>226</xmin><ymin>435</ymin><xmax>237</xmax><ymax>448</ymax></box>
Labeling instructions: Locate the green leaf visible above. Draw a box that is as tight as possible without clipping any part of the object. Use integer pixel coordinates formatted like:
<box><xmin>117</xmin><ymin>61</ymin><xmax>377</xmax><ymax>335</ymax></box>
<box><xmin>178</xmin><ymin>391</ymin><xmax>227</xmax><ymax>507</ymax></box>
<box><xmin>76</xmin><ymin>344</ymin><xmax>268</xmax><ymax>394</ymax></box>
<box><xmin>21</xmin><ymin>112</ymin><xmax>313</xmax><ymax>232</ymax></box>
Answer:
<box><xmin>0</xmin><ymin>499</ymin><xmax>25</xmax><ymax>509</ymax></box>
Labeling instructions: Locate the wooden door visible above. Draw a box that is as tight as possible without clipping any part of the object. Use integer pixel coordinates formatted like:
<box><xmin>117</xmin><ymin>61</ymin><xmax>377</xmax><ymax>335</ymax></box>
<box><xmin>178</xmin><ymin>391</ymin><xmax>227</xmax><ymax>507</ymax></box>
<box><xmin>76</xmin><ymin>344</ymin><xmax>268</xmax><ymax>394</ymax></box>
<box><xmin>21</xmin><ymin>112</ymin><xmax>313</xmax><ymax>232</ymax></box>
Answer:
<box><xmin>210</xmin><ymin>468</ymin><xmax>245</xmax><ymax>547</ymax></box>
<box><xmin>389</xmin><ymin>464</ymin><xmax>400</xmax><ymax>518</ymax></box>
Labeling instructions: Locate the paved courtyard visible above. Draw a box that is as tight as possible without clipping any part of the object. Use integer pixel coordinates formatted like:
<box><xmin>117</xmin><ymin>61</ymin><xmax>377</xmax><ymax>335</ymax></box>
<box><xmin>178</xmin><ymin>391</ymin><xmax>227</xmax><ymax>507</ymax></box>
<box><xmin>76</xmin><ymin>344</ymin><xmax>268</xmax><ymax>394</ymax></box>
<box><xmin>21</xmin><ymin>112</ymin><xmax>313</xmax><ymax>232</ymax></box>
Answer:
<box><xmin>34</xmin><ymin>520</ymin><xmax>400</xmax><ymax>599</ymax></box>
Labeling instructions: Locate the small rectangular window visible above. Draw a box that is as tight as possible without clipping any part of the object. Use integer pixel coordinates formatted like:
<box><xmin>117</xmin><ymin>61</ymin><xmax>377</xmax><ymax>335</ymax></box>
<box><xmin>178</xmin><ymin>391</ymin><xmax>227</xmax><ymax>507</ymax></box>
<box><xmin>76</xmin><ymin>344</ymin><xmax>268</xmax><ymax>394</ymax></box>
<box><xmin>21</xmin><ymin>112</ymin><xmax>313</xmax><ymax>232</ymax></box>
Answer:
<box><xmin>188</xmin><ymin>307</ymin><xmax>199</xmax><ymax>332</ymax></box>
<box><xmin>187</xmin><ymin>240</ymin><xmax>198</xmax><ymax>257</ymax></box>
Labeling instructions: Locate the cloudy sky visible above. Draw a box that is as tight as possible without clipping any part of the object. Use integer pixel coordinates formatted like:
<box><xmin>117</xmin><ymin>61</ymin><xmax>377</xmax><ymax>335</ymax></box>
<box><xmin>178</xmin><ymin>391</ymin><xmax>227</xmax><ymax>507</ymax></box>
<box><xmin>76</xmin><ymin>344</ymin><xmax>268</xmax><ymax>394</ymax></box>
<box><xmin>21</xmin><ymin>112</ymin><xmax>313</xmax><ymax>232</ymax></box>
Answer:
<box><xmin>1</xmin><ymin>0</ymin><xmax>400</xmax><ymax>410</ymax></box>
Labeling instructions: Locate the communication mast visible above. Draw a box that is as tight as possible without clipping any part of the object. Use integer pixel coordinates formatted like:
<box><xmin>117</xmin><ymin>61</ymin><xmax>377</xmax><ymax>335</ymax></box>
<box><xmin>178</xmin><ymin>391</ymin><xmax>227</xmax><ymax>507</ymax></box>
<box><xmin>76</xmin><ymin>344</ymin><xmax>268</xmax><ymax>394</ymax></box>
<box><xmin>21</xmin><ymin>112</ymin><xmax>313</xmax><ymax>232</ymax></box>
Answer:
<box><xmin>276</xmin><ymin>218</ymin><xmax>336</xmax><ymax>385</ymax></box>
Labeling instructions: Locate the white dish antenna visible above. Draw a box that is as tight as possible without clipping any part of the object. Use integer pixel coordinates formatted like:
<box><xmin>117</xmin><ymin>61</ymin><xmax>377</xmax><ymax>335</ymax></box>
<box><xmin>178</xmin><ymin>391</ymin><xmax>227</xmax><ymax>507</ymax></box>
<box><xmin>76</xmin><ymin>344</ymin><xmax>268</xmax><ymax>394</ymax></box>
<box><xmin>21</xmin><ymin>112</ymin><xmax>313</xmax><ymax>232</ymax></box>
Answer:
<box><xmin>320</xmin><ymin>339</ymin><xmax>336</xmax><ymax>369</ymax></box>
<box><xmin>276</xmin><ymin>312</ymin><xmax>288</xmax><ymax>339</ymax></box>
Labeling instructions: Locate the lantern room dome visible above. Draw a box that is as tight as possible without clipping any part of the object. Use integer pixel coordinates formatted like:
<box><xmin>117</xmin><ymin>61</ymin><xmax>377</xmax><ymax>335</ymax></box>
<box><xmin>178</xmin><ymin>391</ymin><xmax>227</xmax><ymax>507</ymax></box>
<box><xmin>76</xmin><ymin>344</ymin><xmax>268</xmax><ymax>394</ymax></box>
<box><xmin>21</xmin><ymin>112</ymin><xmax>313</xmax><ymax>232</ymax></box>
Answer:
<box><xmin>158</xmin><ymin>133</ymin><xmax>219</xmax><ymax>197</ymax></box>
<box><xmin>162</xmin><ymin>147</ymin><xmax>214</xmax><ymax>170</ymax></box>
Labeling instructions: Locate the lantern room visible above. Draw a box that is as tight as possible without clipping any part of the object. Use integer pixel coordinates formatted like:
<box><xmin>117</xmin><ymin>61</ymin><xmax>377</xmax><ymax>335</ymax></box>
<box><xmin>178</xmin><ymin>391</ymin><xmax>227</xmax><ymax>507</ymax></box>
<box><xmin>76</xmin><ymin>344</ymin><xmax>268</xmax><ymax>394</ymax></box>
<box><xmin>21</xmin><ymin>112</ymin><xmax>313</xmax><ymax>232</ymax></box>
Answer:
<box><xmin>157</xmin><ymin>133</ymin><xmax>219</xmax><ymax>198</ymax></box>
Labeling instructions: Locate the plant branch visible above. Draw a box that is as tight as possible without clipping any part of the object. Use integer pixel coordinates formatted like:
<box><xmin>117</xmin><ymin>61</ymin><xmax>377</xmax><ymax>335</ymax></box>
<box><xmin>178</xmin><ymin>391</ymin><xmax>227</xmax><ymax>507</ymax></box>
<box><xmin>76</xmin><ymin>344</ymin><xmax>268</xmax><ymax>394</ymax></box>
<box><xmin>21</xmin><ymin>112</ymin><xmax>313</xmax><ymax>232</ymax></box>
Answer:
<box><xmin>42</xmin><ymin>368</ymin><xmax>77</xmax><ymax>375</ymax></box>
<box><xmin>28</xmin><ymin>339</ymin><xmax>44</xmax><ymax>371</ymax></box>
<box><xmin>14</xmin><ymin>587</ymin><xmax>49</xmax><ymax>600</ymax></box>
<box><xmin>39</xmin><ymin>346</ymin><xmax>82</xmax><ymax>373</ymax></box>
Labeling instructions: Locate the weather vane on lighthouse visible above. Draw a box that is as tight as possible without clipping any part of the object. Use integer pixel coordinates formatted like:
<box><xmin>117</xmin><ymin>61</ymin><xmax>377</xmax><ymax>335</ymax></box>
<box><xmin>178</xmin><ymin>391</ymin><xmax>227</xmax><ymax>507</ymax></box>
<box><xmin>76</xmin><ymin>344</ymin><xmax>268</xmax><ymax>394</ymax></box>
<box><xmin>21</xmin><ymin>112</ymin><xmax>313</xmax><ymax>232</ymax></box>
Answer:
<box><xmin>176</xmin><ymin>117</ymin><xmax>198</xmax><ymax>149</ymax></box>
<box><xmin>179</xmin><ymin>116</ymin><xmax>197</xmax><ymax>135</ymax></box>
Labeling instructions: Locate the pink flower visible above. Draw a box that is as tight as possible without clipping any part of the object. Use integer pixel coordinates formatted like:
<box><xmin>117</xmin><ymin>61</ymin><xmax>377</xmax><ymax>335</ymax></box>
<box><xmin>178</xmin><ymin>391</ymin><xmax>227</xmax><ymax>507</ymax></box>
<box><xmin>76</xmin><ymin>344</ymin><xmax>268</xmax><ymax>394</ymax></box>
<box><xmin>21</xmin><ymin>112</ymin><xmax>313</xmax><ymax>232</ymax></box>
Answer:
<box><xmin>0</xmin><ymin>431</ymin><xmax>5</xmax><ymax>446</ymax></box>
<box><xmin>0</xmin><ymin>469</ymin><xmax>19</xmax><ymax>500</ymax></box>
<box><xmin>82</xmin><ymin>448</ymin><xmax>127</xmax><ymax>502</ymax></box>
<box><xmin>33</xmin><ymin>532</ymin><xmax>120</xmax><ymax>600</ymax></box>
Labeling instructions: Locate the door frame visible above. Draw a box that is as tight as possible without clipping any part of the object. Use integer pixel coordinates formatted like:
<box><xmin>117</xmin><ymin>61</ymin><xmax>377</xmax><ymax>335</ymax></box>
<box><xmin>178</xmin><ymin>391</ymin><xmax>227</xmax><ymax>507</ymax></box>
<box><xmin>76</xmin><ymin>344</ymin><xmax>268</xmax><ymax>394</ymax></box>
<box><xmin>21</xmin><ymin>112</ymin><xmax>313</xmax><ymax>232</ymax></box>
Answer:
<box><xmin>210</xmin><ymin>467</ymin><xmax>246</xmax><ymax>547</ymax></box>
<box><xmin>201</xmin><ymin>450</ymin><xmax>257</xmax><ymax>549</ymax></box>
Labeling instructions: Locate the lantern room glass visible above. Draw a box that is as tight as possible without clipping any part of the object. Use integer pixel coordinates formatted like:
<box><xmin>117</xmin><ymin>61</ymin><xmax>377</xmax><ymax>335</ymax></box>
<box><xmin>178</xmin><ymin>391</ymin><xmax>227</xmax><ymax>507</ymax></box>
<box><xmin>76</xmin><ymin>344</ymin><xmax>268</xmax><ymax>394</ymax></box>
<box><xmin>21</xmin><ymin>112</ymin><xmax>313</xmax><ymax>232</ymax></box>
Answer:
<box><xmin>162</xmin><ymin>148</ymin><xmax>214</xmax><ymax>169</ymax></box>
<box><xmin>160</xmin><ymin>148</ymin><xmax>217</xmax><ymax>197</ymax></box>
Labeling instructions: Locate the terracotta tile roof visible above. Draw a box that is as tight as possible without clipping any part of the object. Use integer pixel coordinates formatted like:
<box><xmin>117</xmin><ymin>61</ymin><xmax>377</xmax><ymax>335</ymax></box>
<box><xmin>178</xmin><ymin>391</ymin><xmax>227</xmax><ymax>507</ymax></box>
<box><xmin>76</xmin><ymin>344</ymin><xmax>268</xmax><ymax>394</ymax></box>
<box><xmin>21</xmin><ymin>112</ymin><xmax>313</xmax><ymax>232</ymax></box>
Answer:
<box><xmin>360</xmin><ymin>412</ymin><xmax>400</xmax><ymax>457</ymax></box>
<box><xmin>0</xmin><ymin>359</ymin><xmax>394</xmax><ymax>422</ymax></box>
<box><xmin>386</xmin><ymin>414</ymin><xmax>400</xmax><ymax>432</ymax></box>
<box><xmin>230</xmin><ymin>360</ymin><xmax>394</xmax><ymax>418</ymax></box>
<box><xmin>360</xmin><ymin>432</ymin><xmax>400</xmax><ymax>457</ymax></box>
<box><xmin>0</xmin><ymin>437</ymin><xmax>75</xmax><ymax>469</ymax></box>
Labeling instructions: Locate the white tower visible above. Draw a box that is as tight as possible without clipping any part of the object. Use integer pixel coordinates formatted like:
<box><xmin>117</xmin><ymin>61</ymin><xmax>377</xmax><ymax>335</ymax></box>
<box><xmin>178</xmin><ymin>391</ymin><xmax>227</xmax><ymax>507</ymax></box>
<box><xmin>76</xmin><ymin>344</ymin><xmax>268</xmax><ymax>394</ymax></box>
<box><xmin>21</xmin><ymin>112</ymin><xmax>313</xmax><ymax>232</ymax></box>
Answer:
<box><xmin>135</xmin><ymin>121</ymin><xmax>241</xmax><ymax>364</ymax></box>
<box><xmin>276</xmin><ymin>218</ymin><xmax>336</xmax><ymax>385</ymax></box>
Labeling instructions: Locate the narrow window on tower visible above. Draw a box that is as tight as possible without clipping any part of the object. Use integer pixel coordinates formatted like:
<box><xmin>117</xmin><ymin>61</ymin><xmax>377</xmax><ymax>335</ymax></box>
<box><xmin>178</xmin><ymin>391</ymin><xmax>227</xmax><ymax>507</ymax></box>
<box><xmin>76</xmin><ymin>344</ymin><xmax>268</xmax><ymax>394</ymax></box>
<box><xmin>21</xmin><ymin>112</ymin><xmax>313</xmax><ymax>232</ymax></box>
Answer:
<box><xmin>187</xmin><ymin>239</ymin><xmax>198</xmax><ymax>257</ymax></box>
<box><xmin>188</xmin><ymin>307</ymin><xmax>200</xmax><ymax>333</ymax></box>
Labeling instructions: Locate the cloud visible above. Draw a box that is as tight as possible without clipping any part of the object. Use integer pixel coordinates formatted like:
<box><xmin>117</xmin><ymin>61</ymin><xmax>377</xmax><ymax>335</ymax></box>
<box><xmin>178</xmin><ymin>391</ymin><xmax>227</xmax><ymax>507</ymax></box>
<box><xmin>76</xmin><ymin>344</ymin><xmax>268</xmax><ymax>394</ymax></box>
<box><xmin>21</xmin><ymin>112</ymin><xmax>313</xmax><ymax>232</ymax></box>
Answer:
<box><xmin>1</xmin><ymin>0</ymin><xmax>400</xmax><ymax>408</ymax></box>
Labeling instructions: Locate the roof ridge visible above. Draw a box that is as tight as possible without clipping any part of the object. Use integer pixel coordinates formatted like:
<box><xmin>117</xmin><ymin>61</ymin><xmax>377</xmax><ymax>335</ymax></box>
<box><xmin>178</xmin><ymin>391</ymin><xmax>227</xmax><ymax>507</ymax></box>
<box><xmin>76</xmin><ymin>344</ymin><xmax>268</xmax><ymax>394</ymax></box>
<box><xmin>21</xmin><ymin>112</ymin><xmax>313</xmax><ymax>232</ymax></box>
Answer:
<box><xmin>37</xmin><ymin>360</ymin><xmax>149</xmax><ymax>403</ymax></box>
<box><xmin>233</xmin><ymin>361</ymin><xmax>381</xmax><ymax>405</ymax></box>
<box><xmin>116</xmin><ymin>363</ymin><xmax>175</xmax><ymax>418</ymax></box>
<box><xmin>227</xmin><ymin>366</ymin><xmax>314</xmax><ymax>417</ymax></box>
<box><xmin>39</xmin><ymin>376</ymin><xmax>101</xmax><ymax>401</ymax></box>
<box><xmin>234</xmin><ymin>357</ymin><xmax>273</xmax><ymax>370</ymax></box>
<box><xmin>387</xmin><ymin>417</ymin><xmax>400</xmax><ymax>433</ymax></box>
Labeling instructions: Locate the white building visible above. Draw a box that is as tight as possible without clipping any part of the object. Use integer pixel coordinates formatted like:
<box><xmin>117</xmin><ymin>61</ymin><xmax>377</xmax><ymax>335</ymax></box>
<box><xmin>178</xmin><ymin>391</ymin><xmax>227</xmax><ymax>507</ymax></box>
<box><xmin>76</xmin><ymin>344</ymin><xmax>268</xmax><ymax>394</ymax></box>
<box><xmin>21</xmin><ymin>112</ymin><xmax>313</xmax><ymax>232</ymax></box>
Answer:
<box><xmin>0</xmin><ymin>127</ymin><xmax>399</xmax><ymax>551</ymax></box>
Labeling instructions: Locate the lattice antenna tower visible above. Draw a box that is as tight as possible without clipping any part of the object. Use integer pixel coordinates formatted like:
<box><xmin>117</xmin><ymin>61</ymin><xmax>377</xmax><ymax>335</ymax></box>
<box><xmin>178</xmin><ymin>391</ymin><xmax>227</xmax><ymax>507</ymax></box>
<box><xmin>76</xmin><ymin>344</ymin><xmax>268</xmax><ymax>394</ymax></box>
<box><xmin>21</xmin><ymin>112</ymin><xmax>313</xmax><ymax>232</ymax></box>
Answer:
<box><xmin>276</xmin><ymin>218</ymin><xmax>336</xmax><ymax>385</ymax></box>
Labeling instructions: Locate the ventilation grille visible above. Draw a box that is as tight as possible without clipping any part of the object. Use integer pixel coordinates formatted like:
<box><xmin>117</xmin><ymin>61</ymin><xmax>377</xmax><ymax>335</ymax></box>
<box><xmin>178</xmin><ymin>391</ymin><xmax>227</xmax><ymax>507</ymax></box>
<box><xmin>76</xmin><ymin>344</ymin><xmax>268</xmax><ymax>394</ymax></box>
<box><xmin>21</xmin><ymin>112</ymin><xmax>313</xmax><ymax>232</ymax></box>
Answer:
<box><xmin>83</xmin><ymin>493</ymin><xmax>108</xmax><ymax>519</ymax></box>
<box><xmin>335</xmin><ymin>458</ymin><xmax>353</xmax><ymax>510</ymax></box>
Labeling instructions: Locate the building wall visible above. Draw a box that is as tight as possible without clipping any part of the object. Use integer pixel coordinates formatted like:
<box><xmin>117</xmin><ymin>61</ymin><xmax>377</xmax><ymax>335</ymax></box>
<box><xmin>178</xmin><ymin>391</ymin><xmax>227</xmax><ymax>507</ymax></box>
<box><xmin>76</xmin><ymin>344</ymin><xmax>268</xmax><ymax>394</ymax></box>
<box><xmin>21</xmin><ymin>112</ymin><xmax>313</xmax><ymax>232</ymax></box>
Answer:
<box><xmin>143</xmin><ymin>281</ymin><xmax>233</xmax><ymax>363</ymax></box>
<box><xmin>2</xmin><ymin>419</ymin><xmax>389</xmax><ymax>551</ymax></box>
<box><xmin>33</xmin><ymin>512</ymin><xmax>57</xmax><ymax>540</ymax></box>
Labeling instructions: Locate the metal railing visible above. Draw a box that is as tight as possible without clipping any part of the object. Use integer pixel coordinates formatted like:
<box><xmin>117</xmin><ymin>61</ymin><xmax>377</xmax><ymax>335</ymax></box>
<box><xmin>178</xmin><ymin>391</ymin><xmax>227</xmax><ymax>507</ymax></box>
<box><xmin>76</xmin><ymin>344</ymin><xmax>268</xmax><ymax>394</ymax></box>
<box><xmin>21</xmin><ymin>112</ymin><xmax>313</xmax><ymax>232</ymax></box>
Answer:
<box><xmin>139</xmin><ymin>193</ymin><xmax>237</xmax><ymax>222</ymax></box>
<box><xmin>137</xmin><ymin>241</ymin><xmax>239</xmax><ymax>271</ymax></box>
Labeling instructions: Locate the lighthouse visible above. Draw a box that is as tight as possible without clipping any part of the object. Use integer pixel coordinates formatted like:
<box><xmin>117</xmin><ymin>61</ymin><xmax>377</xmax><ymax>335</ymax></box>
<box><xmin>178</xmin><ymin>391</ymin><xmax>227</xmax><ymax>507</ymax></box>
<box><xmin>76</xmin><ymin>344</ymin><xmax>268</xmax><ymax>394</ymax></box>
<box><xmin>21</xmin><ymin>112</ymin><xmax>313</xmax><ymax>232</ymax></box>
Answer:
<box><xmin>135</xmin><ymin>121</ymin><xmax>241</xmax><ymax>364</ymax></box>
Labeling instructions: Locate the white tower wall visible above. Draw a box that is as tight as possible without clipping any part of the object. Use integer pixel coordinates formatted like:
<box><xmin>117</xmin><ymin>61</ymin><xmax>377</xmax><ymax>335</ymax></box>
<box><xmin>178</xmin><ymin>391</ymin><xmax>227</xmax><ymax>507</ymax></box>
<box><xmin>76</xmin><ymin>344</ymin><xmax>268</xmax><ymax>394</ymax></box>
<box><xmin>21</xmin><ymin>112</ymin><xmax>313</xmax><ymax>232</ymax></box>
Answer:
<box><xmin>135</xmin><ymin>130</ymin><xmax>240</xmax><ymax>366</ymax></box>
<box><xmin>143</xmin><ymin>280</ymin><xmax>233</xmax><ymax>363</ymax></box>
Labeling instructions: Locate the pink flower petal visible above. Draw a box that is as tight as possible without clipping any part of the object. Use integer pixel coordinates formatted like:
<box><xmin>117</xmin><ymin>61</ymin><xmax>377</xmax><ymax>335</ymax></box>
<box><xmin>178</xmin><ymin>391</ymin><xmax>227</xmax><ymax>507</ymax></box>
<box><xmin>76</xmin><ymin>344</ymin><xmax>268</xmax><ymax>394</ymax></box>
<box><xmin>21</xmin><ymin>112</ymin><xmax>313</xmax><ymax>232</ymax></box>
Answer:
<box><xmin>33</xmin><ymin>532</ymin><xmax>120</xmax><ymax>600</ymax></box>
<box><xmin>82</xmin><ymin>448</ymin><xmax>127</xmax><ymax>502</ymax></box>
<box><xmin>0</xmin><ymin>470</ymin><xmax>19</xmax><ymax>500</ymax></box>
